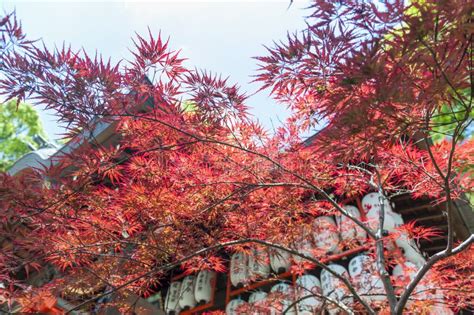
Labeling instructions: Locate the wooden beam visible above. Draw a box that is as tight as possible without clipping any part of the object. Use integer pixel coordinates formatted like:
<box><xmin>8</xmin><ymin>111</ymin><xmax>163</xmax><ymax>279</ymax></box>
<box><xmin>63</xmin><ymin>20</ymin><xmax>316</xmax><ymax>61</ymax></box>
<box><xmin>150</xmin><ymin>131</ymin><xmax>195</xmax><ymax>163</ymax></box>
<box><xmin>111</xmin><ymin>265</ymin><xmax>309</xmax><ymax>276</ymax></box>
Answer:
<box><xmin>397</xmin><ymin>203</ymin><xmax>438</xmax><ymax>214</ymax></box>
<box><xmin>408</xmin><ymin>213</ymin><xmax>445</xmax><ymax>223</ymax></box>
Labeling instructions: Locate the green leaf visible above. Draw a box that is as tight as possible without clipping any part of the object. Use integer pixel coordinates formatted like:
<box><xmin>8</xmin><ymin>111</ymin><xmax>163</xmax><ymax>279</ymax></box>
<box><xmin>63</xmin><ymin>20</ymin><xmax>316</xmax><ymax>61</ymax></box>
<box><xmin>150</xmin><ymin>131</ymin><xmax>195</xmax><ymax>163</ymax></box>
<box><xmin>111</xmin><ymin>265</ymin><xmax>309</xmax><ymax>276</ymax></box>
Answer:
<box><xmin>0</xmin><ymin>100</ymin><xmax>48</xmax><ymax>171</ymax></box>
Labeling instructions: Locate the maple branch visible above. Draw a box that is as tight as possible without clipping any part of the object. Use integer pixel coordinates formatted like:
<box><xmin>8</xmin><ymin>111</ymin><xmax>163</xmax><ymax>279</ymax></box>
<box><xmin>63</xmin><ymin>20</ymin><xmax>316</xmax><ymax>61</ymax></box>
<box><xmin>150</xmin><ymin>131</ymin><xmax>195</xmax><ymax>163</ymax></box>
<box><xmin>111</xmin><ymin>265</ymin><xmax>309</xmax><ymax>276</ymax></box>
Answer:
<box><xmin>119</xmin><ymin>110</ymin><xmax>378</xmax><ymax>239</ymax></box>
<box><xmin>67</xmin><ymin>238</ymin><xmax>375</xmax><ymax>314</ymax></box>
<box><xmin>417</xmin><ymin>36</ymin><xmax>467</xmax><ymax>109</ymax></box>
<box><xmin>49</xmin><ymin>105</ymin><xmax>377</xmax><ymax>253</ymax></box>
<box><xmin>7</xmin><ymin>138</ymin><xmax>202</xmax><ymax>222</ymax></box>
<box><xmin>197</xmin><ymin>182</ymin><xmax>310</xmax><ymax>215</ymax></box>
<box><xmin>82</xmin><ymin>266</ymin><xmax>115</xmax><ymax>291</ymax></box>
<box><xmin>394</xmin><ymin>233</ymin><xmax>474</xmax><ymax>314</ymax></box>
<box><xmin>243</xmin><ymin>240</ymin><xmax>375</xmax><ymax>314</ymax></box>
<box><xmin>421</xmin><ymin>118</ymin><xmax>453</xmax><ymax>253</ymax></box>
<box><xmin>282</xmin><ymin>290</ymin><xmax>354</xmax><ymax>315</ymax></box>
<box><xmin>395</xmin><ymin>140</ymin><xmax>445</xmax><ymax>191</ymax></box>
<box><xmin>420</xmin><ymin>89</ymin><xmax>471</xmax><ymax>254</ymax></box>
<box><xmin>7</xmin><ymin>219</ymin><xmax>177</xmax><ymax>274</ymax></box>
<box><xmin>5</xmin><ymin>98</ymin><xmax>377</xmax><ymax>250</ymax></box>
<box><xmin>373</xmin><ymin>167</ymin><xmax>398</xmax><ymax>312</ymax></box>
<box><xmin>442</xmin><ymin>107</ymin><xmax>472</xmax><ymax>253</ymax></box>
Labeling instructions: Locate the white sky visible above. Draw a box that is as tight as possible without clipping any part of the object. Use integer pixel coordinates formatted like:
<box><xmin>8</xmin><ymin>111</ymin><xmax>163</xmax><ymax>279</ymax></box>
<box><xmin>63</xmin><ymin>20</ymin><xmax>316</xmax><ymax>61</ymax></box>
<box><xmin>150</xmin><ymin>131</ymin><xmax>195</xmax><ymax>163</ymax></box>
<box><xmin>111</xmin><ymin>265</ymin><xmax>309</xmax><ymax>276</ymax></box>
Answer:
<box><xmin>2</xmin><ymin>1</ymin><xmax>311</xmax><ymax>141</ymax></box>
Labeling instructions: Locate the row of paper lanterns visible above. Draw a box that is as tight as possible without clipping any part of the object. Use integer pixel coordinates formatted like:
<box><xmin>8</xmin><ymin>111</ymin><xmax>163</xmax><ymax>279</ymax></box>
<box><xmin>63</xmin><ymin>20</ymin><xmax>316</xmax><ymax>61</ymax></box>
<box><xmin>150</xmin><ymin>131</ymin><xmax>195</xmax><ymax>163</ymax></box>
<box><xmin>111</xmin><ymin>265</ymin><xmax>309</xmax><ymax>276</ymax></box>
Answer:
<box><xmin>227</xmin><ymin>254</ymin><xmax>453</xmax><ymax>315</ymax></box>
<box><xmin>164</xmin><ymin>270</ymin><xmax>216</xmax><ymax>314</ymax></box>
<box><xmin>230</xmin><ymin>192</ymin><xmax>427</xmax><ymax>288</ymax></box>
<box><xmin>163</xmin><ymin>192</ymin><xmax>436</xmax><ymax>314</ymax></box>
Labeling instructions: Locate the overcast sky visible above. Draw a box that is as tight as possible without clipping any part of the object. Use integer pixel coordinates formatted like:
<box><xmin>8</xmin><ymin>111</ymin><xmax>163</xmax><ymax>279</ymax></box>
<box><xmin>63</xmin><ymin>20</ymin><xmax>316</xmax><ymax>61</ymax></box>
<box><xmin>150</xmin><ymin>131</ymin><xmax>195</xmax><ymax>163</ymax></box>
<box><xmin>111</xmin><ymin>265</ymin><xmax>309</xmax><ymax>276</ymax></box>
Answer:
<box><xmin>2</xmin><ymin>0</ymin><xmax>310</xmax><ymax>141</ymax></box>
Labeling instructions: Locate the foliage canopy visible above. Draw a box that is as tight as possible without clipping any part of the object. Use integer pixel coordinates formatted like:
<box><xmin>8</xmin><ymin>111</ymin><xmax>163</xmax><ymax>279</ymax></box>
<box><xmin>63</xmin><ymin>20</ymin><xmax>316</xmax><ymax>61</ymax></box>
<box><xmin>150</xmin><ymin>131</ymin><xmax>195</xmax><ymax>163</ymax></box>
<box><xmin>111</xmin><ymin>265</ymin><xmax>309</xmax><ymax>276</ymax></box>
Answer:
<box><xmin>0</xmin><ymin>1</ymin><xmax>472</xmax><ymax>314</ymax></box>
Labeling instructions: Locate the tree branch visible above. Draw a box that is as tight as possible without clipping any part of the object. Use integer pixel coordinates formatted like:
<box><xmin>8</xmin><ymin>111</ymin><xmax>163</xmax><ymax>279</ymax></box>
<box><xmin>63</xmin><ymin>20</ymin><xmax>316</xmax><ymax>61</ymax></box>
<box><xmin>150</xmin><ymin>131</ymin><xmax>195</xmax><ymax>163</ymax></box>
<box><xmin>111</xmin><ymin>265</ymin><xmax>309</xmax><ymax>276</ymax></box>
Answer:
<box><xmin>67</xmin><ymin>238</ymin><xmax>376</xmax><ymax>314</ymax></box>
<box><xmin>394</xmin><ymin>234</ymin><xmax>474</xmax><ymax>314</ymax></box>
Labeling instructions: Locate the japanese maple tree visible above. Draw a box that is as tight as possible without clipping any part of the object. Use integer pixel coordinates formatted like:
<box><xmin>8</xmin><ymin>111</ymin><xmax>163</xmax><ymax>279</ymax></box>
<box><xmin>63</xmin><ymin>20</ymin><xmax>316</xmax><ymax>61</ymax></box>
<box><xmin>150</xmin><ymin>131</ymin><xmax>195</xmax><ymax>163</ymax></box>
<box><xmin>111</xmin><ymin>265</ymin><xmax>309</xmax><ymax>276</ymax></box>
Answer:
<box><xmin>0</xmin><ymin>1</ymin><xmax>473</xmax><ymax>314</ymax></box>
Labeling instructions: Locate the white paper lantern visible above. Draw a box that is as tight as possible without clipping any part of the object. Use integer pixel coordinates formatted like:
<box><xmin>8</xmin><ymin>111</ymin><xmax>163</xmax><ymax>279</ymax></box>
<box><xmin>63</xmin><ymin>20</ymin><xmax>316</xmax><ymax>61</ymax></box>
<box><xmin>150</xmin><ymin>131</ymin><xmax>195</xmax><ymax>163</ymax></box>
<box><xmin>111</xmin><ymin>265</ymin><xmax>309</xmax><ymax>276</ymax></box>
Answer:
<box><xmin>392</xmin><ymin>262</ymin><xmax>448</xmax><ymax>311</ymax></box>
<box><xmin>392</xmin><ymin>211</ymin><xmax>404</xmax><ymax>227</ymax></box>
<box><xmin>362</xmin><ymin>192</ymin><xmax>399</xmax><ymax>232</ymax></box>
<box><xmin>248</xmin><ymin>248</ymin><xmax>271</xmax><ymax>280</ymax></box>
<box><xmin>362</xmin><ymin>192</ymin><xmax>394</xmax><ymax>212</ymax></box>
<box><xmin>270</xmin><ymin>248</ymin><xmax>292</xmax><ymax>274</ymax></box>
<box><xmin>226</xmin><ymin>298</ymin><xmax>247</xmax><ymax>315</ymax></box>
<box><xmin>393</xmin><ymin>262</ymin><xmax>430</xmax><ymax>301</ymax></box>
<box><xmin>293</xmin><ymin>229</ymin><xmax>315</xmax><ymax>264</ymax></box>
<box><xmin>395</xmin><ymin>233</ymin><xmax>426</xmax><ymax>268</ymax></box>
<box><xmin>270</xmin><ymin>282</ymin><xmax>296</xmax><ymax>315</ymax></box>
<box><xmin>348</xmin><ymin>255</ymin><xmax>385</xmax><ymax>302</ymax></box>
<box><xmin>392</xmin><ymin>261</ymin><xmax>418</xmax><ymax>281</ymax></box>
<box><xmin>164</xmin><ymin>281</ymin><xmax>182</xmax><ymax>315</ymax></box>
<box><xmin>320</xmin><ymin>264</ymin><xmax>353</xmax><ymax>315</ymax></box>
<box><xmin>248</xmin><ymin>291</ymin><xmax>268</xmax><ymax>314</ymax></box>
<box><xmin>336</xmin><ymin>205</ymin><xmax>367</xmax><ymax>243</ymax></box>
<box><xmin>313</xmin><ymin>216</ymin><xmax>341</xmax><ymax>254</ymax></box>
<box><xmin>295</xmin><ymin>274</ymin><xmax>323</xmax><ymax>314</ymax></box>
<box><xmin>230</xmin><ymin>252</ymin><xmax>249</xmax><ymax>287</ymax></box>
<box><xmin>178</xmin><ymin>275</ymin><xmax>197</xmax><ymax>309</ymax></box>
<box><xmin>248</xmin><ymin>290</ymin><xmax>268</xmax><ymax>304</ymax></box>
<box><xmin>194</xmin><ymin>270</ymin><xmax>215</xmax><ymax>304</ymax></box>
<box><xmin>393</xmin><ymin>262</ymin><xmax>416</xmax><ymax>310</ymax></box>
